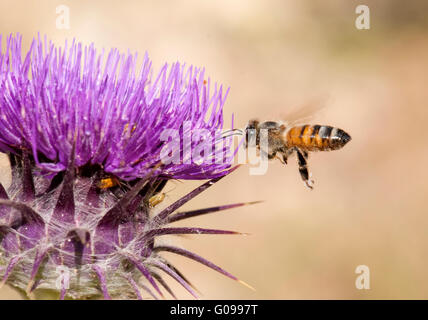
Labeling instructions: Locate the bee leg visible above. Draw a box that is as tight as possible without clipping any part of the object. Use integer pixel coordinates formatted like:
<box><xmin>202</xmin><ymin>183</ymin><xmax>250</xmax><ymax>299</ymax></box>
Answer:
<box><xmin>276</xmin><ymin>153</ymin><xmax>287</xmax><ymax>165</ymax></box>
<box><xmin>282</xmin><ymin>155</ymin><xmax>288</xmax><ymax>165</ymax></box>
<box><xmin>280</xmin><ymin>148</ymin><xmax>293</xmax><ymax>165</ymax></box>
<box><xmin>296</xmin><ymin>149</ymin><xmax>314</xmax><ymax>189</ymax></box>
<box><xmin>267</xmin><ymin>151</ymin><xmax>277</xmax><ymax>160</ymax></box>
<box><xmin>282</xmin><ymin>148</ymin><xmax>294</xmax><ymax>164</ymax></box>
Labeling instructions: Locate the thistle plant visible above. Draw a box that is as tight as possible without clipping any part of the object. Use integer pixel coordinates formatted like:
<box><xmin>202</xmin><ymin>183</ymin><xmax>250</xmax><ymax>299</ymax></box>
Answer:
<box><xmin>0</xmin><ymin>34</ymin><xmax>251</xmax><ymax>299</ymax></box>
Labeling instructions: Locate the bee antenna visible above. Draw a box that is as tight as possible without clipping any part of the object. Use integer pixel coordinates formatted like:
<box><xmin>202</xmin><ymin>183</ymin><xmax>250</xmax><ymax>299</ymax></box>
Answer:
<box><xmin>222</xmin><ymin>128</ymin><xmax>244</xmax><ymax>135</ymax></box>
<box><xmin>215</xmin><ymin>130</ymin><xmax>243</xmax><ymax>142</ymax></box>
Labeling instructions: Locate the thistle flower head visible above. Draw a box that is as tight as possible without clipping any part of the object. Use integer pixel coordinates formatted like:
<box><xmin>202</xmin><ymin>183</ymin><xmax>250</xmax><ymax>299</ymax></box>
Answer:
<box><xmin>0</xmin><ymin>33</ymin><xmax>233</xmax><ymax>180</ymax></box>
<box><xmin>0</xmin><ymin>34</ymin><xmax>248</xmax><ymax>299</ymax></box>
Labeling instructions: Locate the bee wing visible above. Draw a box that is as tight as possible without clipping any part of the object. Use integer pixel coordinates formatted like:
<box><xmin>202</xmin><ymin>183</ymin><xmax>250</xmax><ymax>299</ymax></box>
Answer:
<box><xmin>279</xmin><ymin>96</ymin><xmax>329</xmax><ymax>126</ymax></box>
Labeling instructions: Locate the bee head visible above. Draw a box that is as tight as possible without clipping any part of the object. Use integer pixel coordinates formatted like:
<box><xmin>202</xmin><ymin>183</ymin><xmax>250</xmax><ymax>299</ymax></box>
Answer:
<box><xmin>244</xmin><ymin>119</ymin><xmax>260</xmax><ymax>148</ymax></box>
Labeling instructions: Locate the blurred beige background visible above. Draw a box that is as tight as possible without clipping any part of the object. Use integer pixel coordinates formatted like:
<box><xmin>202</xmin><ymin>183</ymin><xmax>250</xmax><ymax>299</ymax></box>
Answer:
<box><xmin>1</xmin><ymin>0</ymin><xmax>427</xmax><ymax>299</ymax></box>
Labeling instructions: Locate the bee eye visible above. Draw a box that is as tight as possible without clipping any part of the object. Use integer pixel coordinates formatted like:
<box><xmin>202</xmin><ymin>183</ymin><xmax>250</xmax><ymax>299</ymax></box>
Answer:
<box><xmin>247</xmin><ymin>119</ymin><xmax>259</xmax><ymax>129</ymax></box>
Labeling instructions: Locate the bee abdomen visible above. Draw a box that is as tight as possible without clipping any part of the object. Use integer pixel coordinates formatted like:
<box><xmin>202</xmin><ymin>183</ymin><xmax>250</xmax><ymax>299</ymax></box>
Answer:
<box><xmin>286</xmin><ymin>125</ymin><xmax>351</xmax><ymax>151</ymax></box>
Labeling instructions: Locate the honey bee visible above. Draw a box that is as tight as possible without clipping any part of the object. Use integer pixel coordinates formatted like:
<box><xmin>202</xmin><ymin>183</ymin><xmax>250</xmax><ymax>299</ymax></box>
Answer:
<box><xmin>244</xmin><ymin>120</ymin><xmax>351</xmax><ymax>189</ymax></box>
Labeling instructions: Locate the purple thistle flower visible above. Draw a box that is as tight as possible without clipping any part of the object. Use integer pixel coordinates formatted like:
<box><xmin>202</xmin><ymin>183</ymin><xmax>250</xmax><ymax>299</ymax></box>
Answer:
<box><xmin>0</xmin><ymin>34</ymin><xmax>252</xmax><ymax>299</ymax></box>
<box><xmin>0</xmin><ymin>34</ymin><xmax>233</xmax><ymax>180</ymax></box>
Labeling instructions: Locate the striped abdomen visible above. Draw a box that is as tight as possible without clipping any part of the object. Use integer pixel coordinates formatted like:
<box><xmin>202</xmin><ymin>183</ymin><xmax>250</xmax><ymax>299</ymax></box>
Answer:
<box><xmin>285</xmin><ymin>125</ymin><xmax>351</xmax><ymax>151</ymax></box>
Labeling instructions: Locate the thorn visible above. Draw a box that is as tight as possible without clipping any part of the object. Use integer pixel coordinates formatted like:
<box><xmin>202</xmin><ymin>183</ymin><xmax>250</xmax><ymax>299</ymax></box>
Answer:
<box><xmin>237</xmin><ymin>279</ymin><xmax>256</xmax><ymax>291</ymax></box>
<box><xmin>0</xmin><ymin>183</ymin><xmax>8</xmax><ymax>199</ymax></box>
<box><xmin>155</xmin><ymin>172</ymin><xmax>236</xmax><ymax>222</ymax></box>
<box><xmin>21</xmin><ymin>151</ymin><xmax>35</xmax><ymax>202</ymax></box>
<box><xmin>167</xmin><ymin>200</ymin><xmax>264</xmax><ymax>223</ymax></box>
<box><xmin>0</xmin><ymin>256</ymin><xmax>21</xmax><ymax>288</ymax></box>
<box><xmin>93</xmin><ymin>265</ymin><xmax>111</xmax><ymax>300</ymax></box>
<box><xmin>60</xmin><ymin>288</ymin><xmax>66</xmax><ymax>300</ymax></box>
<box><xmin>25</xmin><ymin>279</ymin><xmax>35</xmax><ymax>298</ymax></box>
<box><xmin>0</xmin><ymin>200</ymin><xmax>44</xmax><ymax>226</ymax></box>
<box><xmin>246</xmin><ymin>200</ymin><xmax>264</xmax><ymax>205</ymax></box>
<box><xmin>51</xmin><ymin>141</ymin><xmax>76</xmax><ymax>224</ymax></box>
<box><xmin>70</xmin><ymin>228</ymin><xmax>90</xmax><ymax>245</ymax></box>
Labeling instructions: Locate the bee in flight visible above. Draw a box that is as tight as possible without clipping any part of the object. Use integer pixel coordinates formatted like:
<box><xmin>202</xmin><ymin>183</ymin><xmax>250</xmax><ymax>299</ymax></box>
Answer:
<box><xmin>241</xmin><ymin>120</ymin><xmax>351</xmax><ymax>189</ymax></box>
